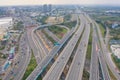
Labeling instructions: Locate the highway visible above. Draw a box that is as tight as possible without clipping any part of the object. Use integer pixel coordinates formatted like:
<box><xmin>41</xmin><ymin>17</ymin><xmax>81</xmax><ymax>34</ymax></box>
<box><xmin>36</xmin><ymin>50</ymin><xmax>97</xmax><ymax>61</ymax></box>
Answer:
<box><xmin>92</xmin><ymin>23</ymin><xmax>110</xmax><ymax>80</ymax></box>
<box><xmin>85</xmin><ymin>14</ymin><xmax>112</xmax><ymax>80</ymax></box>
<box><xmin>27</xmin><ymin>27</ymin><xmax>47</xmax><ymax>64</ymax></box>
<box><xmin>94</xmin><ymin>21</ymin><xmax>120</xmax><ymax>79</ymax></box>
<box><xmin>89</xmin><ymin>25</ymin><xmax>99</xmax><ymax>80</ymax></box>
<box><xmin>95</xmin><ymin>25</ymin><xmax>111</xmax><ymax>80</ymax></box>
<box><xmin>27</xmin><ymin>23</ymin><xmax>63</xmax><ymax>63</ymax></box>
<box><xmin>98</xmin><ymin>47</ymin><xmax>110</xmax><ymax>80</ymax></box>
<box><xmin>27</xmin><ymin>27</ymin><xmax>42</xmax><ymax>64</ymax></box>
<box><xmin>28</xmin><ymin>24</ymin><xmax>54</xmax><ymax>60</ymax></box>
<box><xmin>33</xmin><ymin>30</ymin><xmax>47</xmax><ymax>56</ymax></box>
<box><xmin>3</xmin><ymin>32</ymin><xmax>31</xmax><ymax>80</ymax></box>
<box><xmin>43</xmin><ymin>14</ymin><xmax>85</xmax><ymax>80</ymax></box>
<box><xmin>26</xmin><ymin>13</ymin><xmax>80</xmax><ymax>80</ymax></box>
<box><xmin>26</xmin><ymin>20</ymin><xmax>79</xmax><ymax>80</ymax></box>
<box><xmin>26</xmin><ymin>7</ymin><xmax>80</xmax><ymax>80</ymax></box>
<box><xmin>35</xmin><ymin>30</ymin><xmax>49</xmax><ymax>53</ymax></box>
<box><xmin>65</xmin><ymin>17</ymin><xmax>90</xmax><ymax>80</ymax></box>
<box><xmin>13</xmin><ymin>31</ymin><xmax>32</xmax><ymax>80</ymax></box>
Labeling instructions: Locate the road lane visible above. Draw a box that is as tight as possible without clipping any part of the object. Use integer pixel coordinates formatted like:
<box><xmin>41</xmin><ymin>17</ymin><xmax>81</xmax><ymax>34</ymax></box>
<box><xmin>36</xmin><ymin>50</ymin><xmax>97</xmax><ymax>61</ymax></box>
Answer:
<box><xmin>89</xmin><ymin>25</ymin><xmax>99</xmax><ymax>80</ymax></box>
<box><xmin>43</xmin><ymin>14</ymin><xmax>85</xmax><ymax>80</ymax></box>
<box><xmin>65</xmin><ymin>18</ymin><xmax>90</xmax><ymax>80</ymax></box>
<box><xmin>3</xmin><ymin>32</ymin><xmax>31</xmax><ymax>80</ymax></box>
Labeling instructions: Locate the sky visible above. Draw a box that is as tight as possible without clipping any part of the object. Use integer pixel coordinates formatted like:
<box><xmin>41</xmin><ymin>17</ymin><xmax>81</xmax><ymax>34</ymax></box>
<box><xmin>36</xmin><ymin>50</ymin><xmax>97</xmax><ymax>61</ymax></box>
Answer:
<box><xmin>0</xmin><ymin>0</ymin><xmax>120</xmax><ymax>6</ymax></box>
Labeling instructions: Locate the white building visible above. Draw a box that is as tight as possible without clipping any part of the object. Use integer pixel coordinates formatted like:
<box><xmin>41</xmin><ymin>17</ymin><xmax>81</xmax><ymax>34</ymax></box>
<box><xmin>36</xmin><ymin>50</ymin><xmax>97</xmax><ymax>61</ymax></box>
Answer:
<box><xmin>0</xmin><ymin>17</ymin><xmax>13</xmax><ymax>28</ymax></box>
<box><xmin>0</xmin><ymin>17</ymin><xmax>13</xmax><ymax>40</ymax></box>
<box><xmin>111</xmin><ymin>45</ymin><xmax>120</xmax><ymax>58</ymax></box>
<box><xmin>112</xmin><ymin>23</ymin><xmax>118</xmax><ymax>28</ymax></box>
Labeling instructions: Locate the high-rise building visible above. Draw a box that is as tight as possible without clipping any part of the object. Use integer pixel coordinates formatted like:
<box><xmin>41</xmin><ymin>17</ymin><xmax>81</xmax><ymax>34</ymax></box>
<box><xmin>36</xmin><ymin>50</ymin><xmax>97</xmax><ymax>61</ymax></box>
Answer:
<box><xmin>43</xmin><ymin>4</ymin><xmax>52</xmax><ymax>13</ymax></box>
<box><xmin>48</xmin><ymin>4</ymin><xmax>52</xmax><ymax>12</ymax></box>
<box><xmin>43</xmin><ymin>4</ymin><xmax>47</xmax><ymax>13</ymax></box>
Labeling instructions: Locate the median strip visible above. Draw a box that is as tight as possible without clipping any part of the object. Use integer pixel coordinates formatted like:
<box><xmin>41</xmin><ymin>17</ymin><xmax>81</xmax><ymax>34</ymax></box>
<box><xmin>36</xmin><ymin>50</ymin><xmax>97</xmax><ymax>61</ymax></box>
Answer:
<box><xmin>48</xmin><ymin>25</ymin><xmax>68</xmax><ymax>39</ymax></box>
<box><xmin>36</xmin><ymin>31</ymin><xmax>74</xmax><ymax>80</ymax></box>
<box><xmin>107</xmin><ymin>64</ymin><xmax>117</xmax><ymax>80</ymax></box>
<box><xmin>22</xmin><ymin>49</ymin><xmax>37</xmax><ymax>80</ymax></box>
<box><xmin>82</xmin><ymin>24</ymin><xmax>93</xmax><ymax>80</ymax></box>
<box><xmin>59</xmin><ymin>25</ymin><xmax>85</xmax><ymax>80</ymax></box>
<box><xmin>36</xmin><ymin>16</ymin><xmax>80</xmax><ymax>80</ymax></box>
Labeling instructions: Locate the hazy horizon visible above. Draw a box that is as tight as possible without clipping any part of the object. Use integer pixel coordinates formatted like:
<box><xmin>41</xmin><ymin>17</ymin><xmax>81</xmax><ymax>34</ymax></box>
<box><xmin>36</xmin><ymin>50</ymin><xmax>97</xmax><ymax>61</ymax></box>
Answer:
<box><xmin>0</xmin><ymin>0</ymin><xmax>120</xmax><ymax>6</ymax></box>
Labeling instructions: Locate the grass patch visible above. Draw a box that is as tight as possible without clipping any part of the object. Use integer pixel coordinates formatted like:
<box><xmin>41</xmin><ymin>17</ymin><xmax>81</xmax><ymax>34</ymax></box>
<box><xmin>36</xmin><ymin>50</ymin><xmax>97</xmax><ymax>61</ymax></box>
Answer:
<box><xmin>97</xmin><ymin>23</ymin><xmax>106</xmax><ymax>37</ymax></box>
<box><xmin>0</xmin><ymin>53</ymin><xmax>7</xmax><ymax>59</ymax></box>
<box><xmin>0</xmin><ymin>45</ymin><xmax>5</xmax><ymax>50</ymax></box>
<box><xmin>111</xmin><ymin>54</ymin><xmax>120</xmax><ymax>71</ymax></box>
<box><xmin>94</xmin><ymin>23</ymin><xmax>102</xmax><ymax>49</ymax></box>
<box><xmin>61</xmin><ymin>21</ymin><xmax>77</xmax><ymax>29</ymax></box>
<box><xmin>82</xmin><ymin>69</ymin><xmax>90</xmax><ymax>80</ymax></box>
<box><xmin>36</xmin><ymin>75</ymin><xmax>42</xmax><ymax>80</ymax></box>
<box><xmin>86</xmin><ymin>26</ymin><xmax>92</xmax><ymax>60</ymax></box>
<box><xmin>107</xmin><ymin>65</ymin><xmax>117</xmax><ymax>80</ymax></box>
<box><xmin>41</xmin><ymin>30</ymin><xmax>56</xmax><ymax>44</ymax></box>
<box><xmin>82</xmin><ymin>24</ymin><xmax>92</xmax><ymax>80</ymax></box>
<box><xmin>98</xmin><ymin>16</ymin><xmax>120</xmax><ymax>21</ymax></box>
<box><xmin>22</xmin><ymin>49</ymin><xmax>37</xmax><ymax>80</ymax></box>
<box><xmin>108</xmin><ymin>41</ymin><xmax>111</xmax><ymax>52</ymax></box>
<box><xmin>48</xmin><ymin>25</ymin><xmax>67</xmax><ymax>39</ymax></box>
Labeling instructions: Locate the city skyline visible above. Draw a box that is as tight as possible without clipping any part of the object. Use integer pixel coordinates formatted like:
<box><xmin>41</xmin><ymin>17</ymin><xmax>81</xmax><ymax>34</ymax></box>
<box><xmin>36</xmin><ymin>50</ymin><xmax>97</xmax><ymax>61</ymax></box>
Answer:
<box><xmin>0</xmin><ymin>0</ymin><xmax>120</xmax><ymax>6</ymax></box>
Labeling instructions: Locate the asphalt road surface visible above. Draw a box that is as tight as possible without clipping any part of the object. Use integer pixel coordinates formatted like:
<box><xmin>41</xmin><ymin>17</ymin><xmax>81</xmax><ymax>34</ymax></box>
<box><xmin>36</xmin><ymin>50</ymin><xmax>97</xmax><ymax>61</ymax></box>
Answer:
<box><xmin>86</xmin><ymin>14</ymin><xmax>111</xmax><ymax>80</ymax></box>
<box><xmin>65</xmin><ymin>17</ymin><xmax>90</xmax><ymax>80</ymax></box>
<box><xmin>89</xmin><ymin>25</ymin><xmax>99</xmax><ymax>80</ymax></box>
<box><xmin>4</xmin><ymin>32</ymin><xmax>31</xmax><ymax>80</ymax></box>
<box><xmin>26</xmin><ymin>19</ymin><xmax>78</xmax><ymax>80</ymax></box>
<box><xmin>43</xmin><ymin>14</ymin><xmax>85</xmax><ymax>80</ymax></box>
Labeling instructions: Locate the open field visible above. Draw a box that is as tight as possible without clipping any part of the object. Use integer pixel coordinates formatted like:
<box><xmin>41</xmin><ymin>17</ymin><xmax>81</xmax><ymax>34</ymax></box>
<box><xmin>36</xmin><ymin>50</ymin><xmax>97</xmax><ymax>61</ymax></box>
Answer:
<box><xmin>48</xmin><ymin>25</ymin><xmax>67</xmax><ymax>39</ymax></box>
<box><xmin>98</xmin><ymin>23</ymin><xmax>106</xmax><ymax>37</ymax></box>
<box><xmin>46</xmin><ymin>16</ymin><xmax>64</xmax><ymax>24</ymax></box>
<box><xmin>61</xmin><ymin>21</ymin><xmax>77</xmax><ymax>29</ymax></box>
<box><xmin>111</xmin><ymin>54</ymin><xmax>120</xmax><ymax>71</ymax></box>
<box><xmin>107</xmin><ymin>65</ymin><xmax>117</xmax><ymax>80</ymax></box>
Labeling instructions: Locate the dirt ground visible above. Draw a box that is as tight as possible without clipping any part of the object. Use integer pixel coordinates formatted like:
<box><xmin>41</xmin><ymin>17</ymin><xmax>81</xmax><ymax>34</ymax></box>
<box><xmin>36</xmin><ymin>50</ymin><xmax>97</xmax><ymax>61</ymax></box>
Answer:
<box><xmin>46</xmin><ymin>16</ymin><xmax>64</xmax><ymax>24</ymax></box>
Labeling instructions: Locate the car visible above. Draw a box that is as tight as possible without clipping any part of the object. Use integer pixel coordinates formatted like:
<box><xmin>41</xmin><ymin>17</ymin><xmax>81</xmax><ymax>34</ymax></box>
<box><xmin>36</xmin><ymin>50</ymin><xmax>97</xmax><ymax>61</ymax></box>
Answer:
<box><xmin>79</xmin><ymin>49</ymin><xmax>81</xmax><ymax>51</ymax></box>
<box><xmin>57</xmin><ymin>61</ymin><xmax>59</xmax><ymax>63</ymax></box>
<box><xmin>17</xmin><ymin>61</ymin><xmax>19</xmax><ymax>64</ymax></box>
<box><xmin>15</xmin><ymin>63</ymin><xmax>17</xmax><ymax>65</ymax></box>
<box><xmin>72</xmin><ymin>43</ymin><xmax>74</xmax><ymax>46</ymax></box>
<box><xmin>62</xmin><ymin>56</ymin><xmax>64</xmax><ymax>59</ymax></box>
<box><xmin>10</xmin><ymin>71</ymin><xmax>13</xmax><ymax>74</ymax></box>
<box><xmin>78</xmin><ymin>62</ymin><xmax>80</xmax><ymax>65</ymax></box>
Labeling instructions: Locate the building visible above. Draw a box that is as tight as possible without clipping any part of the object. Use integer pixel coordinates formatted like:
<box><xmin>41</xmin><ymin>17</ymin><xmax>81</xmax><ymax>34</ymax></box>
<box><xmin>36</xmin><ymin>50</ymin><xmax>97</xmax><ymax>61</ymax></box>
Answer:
<box><xmin>0</xmin><ymin>17</ymin><xmax>12</xmax><ymax>40</ymax></box>
<box><xmin>111</xmin><ymin>45</ymin><xmax>120</xmax><ymax>58</ymax></box>
<box><xmin>109</xmin><ymin>40</ymin><xmax>120</xmax><ymax>44</ymax></box>
<box><xmin>112</xmin><ymin>23</ymin><xmax>118</xmax><ymax>28</ymax></box>
<box><xmin>48</xmin><ymin>4</ymin><xmax>52</xmax><ymax>12</ymax></box>
<box><xmin>8</xmin><ymin>47</ymin><xmax>15</xmax><ymax>60</ymax></box>
<box><xmin>43</xmin><ymin>4</ymin><xmax>52</xmax><ymax>13</ymax></box>
<box><xmin>43</xmin><ymin>4</ymin><xmax>48</xmax><ymax>13</ymax></box>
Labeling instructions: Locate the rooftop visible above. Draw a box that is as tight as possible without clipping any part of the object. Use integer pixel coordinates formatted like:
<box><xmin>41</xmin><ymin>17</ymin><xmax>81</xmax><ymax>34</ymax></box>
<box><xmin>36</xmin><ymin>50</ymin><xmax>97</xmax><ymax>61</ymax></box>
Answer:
<box><xmin>111</xmin><ymin>45</ymin><xmax>120</xmax><ymax>58</ymax></box>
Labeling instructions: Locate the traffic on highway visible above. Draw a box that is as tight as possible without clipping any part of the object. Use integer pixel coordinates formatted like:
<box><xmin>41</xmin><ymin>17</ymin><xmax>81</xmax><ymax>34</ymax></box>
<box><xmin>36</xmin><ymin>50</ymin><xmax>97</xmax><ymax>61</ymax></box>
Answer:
<box><xmin>0</xmin><ymin>4</ymin><xmax>120</xmax><ymax>80</ymax></box>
